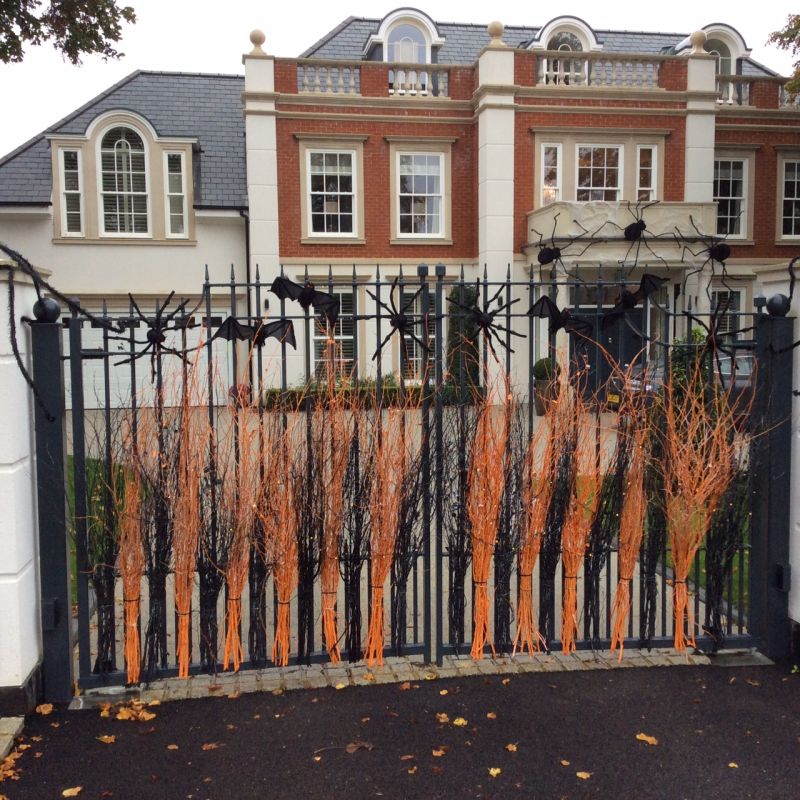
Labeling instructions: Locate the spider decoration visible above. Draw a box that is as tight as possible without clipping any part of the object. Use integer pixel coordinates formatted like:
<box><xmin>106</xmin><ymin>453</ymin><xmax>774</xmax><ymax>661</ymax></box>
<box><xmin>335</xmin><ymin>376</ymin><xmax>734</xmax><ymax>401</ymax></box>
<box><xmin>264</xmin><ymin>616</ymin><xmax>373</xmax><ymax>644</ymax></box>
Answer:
<box><xmin>601</xmin><ymin>273</ymin><xmax>668</xmax><ymax>329</ymax></box>
<box><xmin>116</xmin><ymin>291</ymin><xmax>203</xmax><ymax>380</ymax></box>
<box><xmin>530</xmin><ymin>213</ymin><xmax>600</xmax><ymax>275</ymax></box>
<box><xmin>367</xmin><ymin>277</ymin><xmax>433</xmax><ymax>362</ymax></box>
<box><xmin>448</xmin><ymin>281</ymin><xmax>524</xmax><ymax>361</ymax></box>
<box><xmin>602</xmin><ymin>200</ymin><xmax>673</xmax><ymax>272</ymax></box>
<box><xmin>674</xmin><ymin>215</ymin><xmax>736</xmax><ymax>297</ymax></box>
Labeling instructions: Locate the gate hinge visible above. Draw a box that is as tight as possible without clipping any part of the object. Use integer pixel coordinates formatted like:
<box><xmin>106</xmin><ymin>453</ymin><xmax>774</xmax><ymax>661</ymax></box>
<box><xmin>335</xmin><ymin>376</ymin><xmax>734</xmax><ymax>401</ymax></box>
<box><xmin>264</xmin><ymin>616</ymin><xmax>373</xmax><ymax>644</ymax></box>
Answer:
<box><xmin>775</xmin><ymin>562</ymin><xmax>791</xmax><ymax>593</ymax></box>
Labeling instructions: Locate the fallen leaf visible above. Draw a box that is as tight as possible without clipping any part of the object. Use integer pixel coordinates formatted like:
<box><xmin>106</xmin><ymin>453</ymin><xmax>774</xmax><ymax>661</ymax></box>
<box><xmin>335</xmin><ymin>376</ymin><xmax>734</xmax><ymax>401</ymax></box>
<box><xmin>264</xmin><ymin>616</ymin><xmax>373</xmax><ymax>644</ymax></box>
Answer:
<box><xmin>50</xmin><ymin>722</ymin><xmax>61</xmax><ymax>729</ymax></box>
<box><xmin>228</xmin><ymin>691</ymin><xmax>240</xmax><ymax>700</ymax></box>
<box><xmin>728</xmin><ymin>677</ymin><xmax>736</xmax><ymax>685</ymax></box>
<box><xmin>432</xmin><ymin>747</ymin><xmax>447</xmax><ymax>757</ymax></box>
<box><xmin>147</xmin><ymin>699</ymin><xmax>161</xmax><ymax>707</ymax></box>
<box><xmin>431</xmin><ymin>766</ymin><xmax>444</xmax><ymax>775</ymax></box>
<box><xmin>439</xmin><ymin>689</ymin><xmax>448</xmax><ymax>696</ymax></box>
<box><xmin>313</xmin><ymin>755</ymin><xmax>321</xmax><ymax>762</ymax></box>
<box><xmin>399</xmin><ymin>682</ymin><xmax>412</xmax><ymax>691</ymax></box>
<box><xmin>452</xmin><ymin>717</ymin><xmax>468</xmax><ymax>727</ymax></box>
<box><xmin>203</xmin><ymin>777</ymin><xmax>212</xmax><ymax>783</ymax></box>
<box><xmin>30</xmin><ymin>736</ymin><xmax>43</xmax><ymax>743</ymax></box>
<box><xmin>17</xmin><ymin>744</ymin><xmax>30</xmax><ymax>751</ymax></box>
<box><xmin>488</xmin><ymin>767</ymin><xmax>502</xmax><ymax>778</ymax></box>
<box><xmin>253</xmin><ymin>714</ymin><xmax>261</xmax><ymax>720</ymax></box>
<box><xmin>272</xmin><ymin>688</ymin><xmax>284</xmax><ymax>696</ymax></box>
<box><xmin>729</xmin><ymin>762</ymin><xmax>739</xmax><ymax>769</ymax></box>
<box><xmin>345</xmin><ymin>741</ymin><xmax>374</xmax><ymax>754</ymax></box>
<box><xmin>334</xmin><ymin>683</ymin><xmax>346</xmax><ymax>691</ymax></box>
<box><xmin>62</xmin><ymin>789</ymin><xmax>82</xmax><ymax>798</ymax></box>
<box><xmin>436</xmin><ymin>713</ymin><xmax>450</xmax><ymax>724</ymax></box>
<box><xmin>505</xmin><ymin>743</ymin><xmax>518</xmax><ymax>753</ymax></box>
<box><xmin>361</xmin><ymin>717</ymin><xmax>370</xmax><ymax>723</ymax></box>
<box><xmin>208</xmin><ymin>685</ymin><xmax>222</xmax><ymax>692</ymax></box>
<box><xmin>96</xmin><ymin>735</ymin><xmax>116</xmax><ymax>745</ymax></box>
<box><xmin>226</xmin><ymin>724</ymin><xmax>236</xmax><ymax>731</ymax></box>
<box><xmin>99</xmin><ymin>704</ymin><xmax>111</xmax><ymax>718</ymax></box>
<box><xmin>486</xmin><ymin>712</ymin><xmax>497</xmax><ymax>720</ymax></box>
<box><xmin>636</xmin><ymin>732</ymin><xmax>658</xmax><ymax>746</ymax></box>
<box><xmin>560</xmin><ymin>760</ymin><xmax>570</xmax><ymax>766</ymax></box>
<box><xmin>34</xmin><ymin>752</ymin><xmax>43</xmax><ymax>759</ymax></box>
<box><xmin>36</xmin><ymin>703</ymin><xmax>54</xmax><ymax>716</ymax></box>
<box><xmin>201</xmin><ymin>743</ymin><xmax>220</xmax><ymax>751</ymax></box>
<box><xmin>364</xmin><ymin>672</ymin><xmax>375</xmax><ymax>682</ymax></box>
<box><xmin>424</xmin><ymin>672</ymin><xmax>437</xmax><ymax>681</ymax></box>
<box><xmin>501</xmin><ymin>678</ymin><xmax>511</xmax><ymax>686</ymax></box>
<box><xmin>166</xmin><ymin>745</ymin><xmax>179</xmax><ymax>751</ymax></box>
<box><xmin>746</xmin><ymin>679</ymin><xmax>761</xmax><ymax>687</ymax></box>
<box><xmin>400</xmin><ymin>754</ymin><xmax>415</xmax><ymax>761</ymax></box>
<box><xmin>576</xmin><ymin>771</ymin><xmax>591</xmax><ymax>780</ymax></box>
<box><xmin>407</xmin><ymin>766</ymin><xmax>417</xmax><ymax>775</ymax></box>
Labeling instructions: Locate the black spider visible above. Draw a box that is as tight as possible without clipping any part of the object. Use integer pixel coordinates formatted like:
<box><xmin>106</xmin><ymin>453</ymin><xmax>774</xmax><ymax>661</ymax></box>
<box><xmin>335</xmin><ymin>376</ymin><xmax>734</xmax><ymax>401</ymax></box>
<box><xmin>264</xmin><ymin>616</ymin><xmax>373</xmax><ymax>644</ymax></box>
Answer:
<box><xmin>116</xmin><ymin>291</ymin><xmax>202</xmax><ymax>380</ymax></box>
<box><xmin>448</xmin><ymin>281</ymin><xmax>523</xmax><ymax>361</ymax></box>
<box><xmin>367</xmin><ymin>277</ymin><xmax>432</xmax><ymax>363</ymax></box>
<box><xmin>529</xmin><ymin>212</ymin><xmax>599</xmax><ymax>275</ymax></box>
<box><xmin>674</xmin><ymin>215</ymin><xmax>737</xmax><ymax>297</ymax></box>
<box><xmin>603</xmin><ymin>200</ymin><xmax>673</xmax><ymax>272</ymax></box>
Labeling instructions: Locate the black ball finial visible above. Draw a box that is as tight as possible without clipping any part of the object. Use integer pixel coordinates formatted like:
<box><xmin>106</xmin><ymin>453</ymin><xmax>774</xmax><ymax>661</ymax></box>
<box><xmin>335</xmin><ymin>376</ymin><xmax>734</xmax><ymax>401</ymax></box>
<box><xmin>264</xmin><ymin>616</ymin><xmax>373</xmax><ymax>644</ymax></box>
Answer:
<box><xmin>32</xmin><ymin>296</ymin><xmax>61</xmax><ymax>322</ymax></box>
<box><xmin>766</xmin><ymin>293</ymin><xmax>791</xmax><ymax>317</ymax></box>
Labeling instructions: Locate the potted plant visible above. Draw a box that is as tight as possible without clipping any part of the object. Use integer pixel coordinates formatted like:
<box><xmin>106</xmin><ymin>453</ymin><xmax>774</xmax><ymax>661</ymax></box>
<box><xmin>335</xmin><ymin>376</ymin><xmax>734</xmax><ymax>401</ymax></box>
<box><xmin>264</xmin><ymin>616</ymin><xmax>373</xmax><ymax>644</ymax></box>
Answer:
<box><xmin>532</xmin><ymin>356</ymin><xmax>560</xmax><ymax>415</ymax></box>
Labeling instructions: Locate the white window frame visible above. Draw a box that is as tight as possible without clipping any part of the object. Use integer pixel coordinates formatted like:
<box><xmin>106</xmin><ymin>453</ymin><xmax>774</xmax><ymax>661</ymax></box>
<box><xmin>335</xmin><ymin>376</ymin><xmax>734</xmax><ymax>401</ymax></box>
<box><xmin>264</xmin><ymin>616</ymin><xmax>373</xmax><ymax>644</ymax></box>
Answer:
<box><xmin>780</xmin><ymin>158</ymin><xmax>800</xmax><ymax>239</ymax></box>
<box><xmin>711</xmin><ymin>287</ymin><xmax>743</xmax><ymax>338</ymax></box>
<box><xmin>312</xmin><ymin>288</ymin><xmax>355</xmax><ymax>380</ymax></box>
<box><xmin>306</xmin><ymin>148</ymin><xmax>357</xmax><ymax>239</ymax></box>
<box><xmin>59</xmin><ymin>147</ymin><xmax>83</xmax><ymax>237</ymax></box>
<box><xmin>575</xmin><ymin>144</ymin><xmax>623</xmax><ymax>202</ymax></box>
<box><xmin>96</xmin><ymin>125</ymin><xmax>151</xmax><ymax>238</ymax></box>
<box><xmin>636</xmin><ymin>145</ymin><xmax>656</xmax><ymax>202</ymax></box>
<box><xmin>395</xmin><ymin>151</ymin><xmax>445</xmax><ymax>238</ymax></box>
<box><xmin>163</xmin><ymin>151</ymin><xmax>188</xmax><ymax>239</ymax></box>
<box><xmin>398</xmin><ymin>287</ymin><xmax>440</xmax><ymax>384</ymax></box>
<box><xmin>540</xmin><ymin>143</ymin><xmax>562</xmax><ymax>206</ymax></box>
<box><xmin>713</xmin><ymin>157</ymin><xmax>747</xmax><ymax>240</ymax></box>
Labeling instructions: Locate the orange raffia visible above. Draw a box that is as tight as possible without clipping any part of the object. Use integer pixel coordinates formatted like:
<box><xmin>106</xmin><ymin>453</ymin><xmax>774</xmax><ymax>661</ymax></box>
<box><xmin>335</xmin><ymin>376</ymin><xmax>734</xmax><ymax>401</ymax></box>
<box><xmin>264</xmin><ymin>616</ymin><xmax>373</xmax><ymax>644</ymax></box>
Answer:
<box><xmin>610</xmin><ymin>419</ymin><xmax>649</xmax><ymax>659</ymax></box>
<box><xmin>467</xmin><ymin>388</ymin><xmax>510</xmax><ymax>661</ymax></box>
<box><xmin>559</xmin><ymin>391</ymin><xmax>601</xmax><ymax>655</ymax></box>
<box><xmin>364</xmin><ymin>408</ymin><xmax>408</xmax><ymax>667</ymax></box>
<box><xmin>320</xmin><ymin>346</ymin><xmax>353</xmax><ymax>663</ymax></box>
<box><xmin>664</xmin><ymin>358</ymin><xmax>738</xmax><ymax>650</ymax></box>
<box><xmin>513</xmin><ymin>383</ymin><xmax>566</xmax><ymax>655</ymax></box>
<box><xmin>117</xmin><ymin>461</ymin><xmax>144</xmax><ymax>685</ymax></box>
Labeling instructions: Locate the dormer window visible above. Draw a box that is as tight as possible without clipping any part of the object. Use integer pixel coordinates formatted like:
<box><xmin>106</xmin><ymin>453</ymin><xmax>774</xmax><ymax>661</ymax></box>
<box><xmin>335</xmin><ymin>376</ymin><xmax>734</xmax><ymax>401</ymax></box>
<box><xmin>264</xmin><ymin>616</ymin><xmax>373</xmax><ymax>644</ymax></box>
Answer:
<box><xmin>530</xmin><ymin>16</ymin><xmax>600</xmax><ymax>87</ymax></box>
<box><xmin>707</xmin><ymin>38</ymin><xmax>732</xmax><ymax>76</ymax></box>
<box><xmin>547</xmin><ymin>31</ymin><xmax>585</xmax><ymax>85</ymax></box>
<box><xmin>100</xmin><ymin>126</ymin><xmax>149</xmax><ymax>235</ymax></box>
<box><xmin>387</xmin><ymin>23</ymin><xmax>427</xmax><ymax>63</ymax></box>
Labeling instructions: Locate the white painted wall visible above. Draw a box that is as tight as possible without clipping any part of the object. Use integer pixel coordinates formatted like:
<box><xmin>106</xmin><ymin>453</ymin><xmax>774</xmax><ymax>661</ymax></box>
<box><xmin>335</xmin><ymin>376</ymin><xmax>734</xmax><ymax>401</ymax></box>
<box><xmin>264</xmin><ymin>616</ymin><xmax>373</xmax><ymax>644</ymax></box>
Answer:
<box><xmin>0</xmin><ymin>262</ymin><xmax>42</xmax><ymax>689</ymax></box>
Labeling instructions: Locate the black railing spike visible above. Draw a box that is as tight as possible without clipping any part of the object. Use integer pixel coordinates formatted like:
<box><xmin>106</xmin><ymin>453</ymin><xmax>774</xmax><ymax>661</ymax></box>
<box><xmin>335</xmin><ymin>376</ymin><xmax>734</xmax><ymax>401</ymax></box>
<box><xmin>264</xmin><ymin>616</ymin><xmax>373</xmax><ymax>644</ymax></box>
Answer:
<box><xmin>483</xmin><ymin>264</ymin><xmax>488</xmax><ymax>281</ymax></box>
<box><xmin>204</xmin><ymin>264</ymin><xmax>209</xmax><ymax>281</ymax></box>
<box><xmin>328</xmin><ymin>264</ymin><xmax>333</xmax><ymax>280</ymax></box>
<box><xmin>460</xmin><ymin>264</ymin><xmax>465</xmax><ymax>281</ymax></box>
<box><xmin>304</xmin><ymin>264</ymin><xmax>309</xmax><ymax>281</ymax></box>
<box><xmin>399</xmin><ymin>263</ymin><xmax>404</xmax><ymax>280</ymax></box>
<box><xmin>376</xmin><ymin>264</ymin><xmax>381</xmax><ymax>281</ymax></box>
<box><xmin>506</xmin><ymin>264</ymin><xmax>511</xmax><ymax>281</ymax></box>
<box><xmin>352</xmin><ymin>264</ymin><xmax>357</xmax><ymax>281</ymax></box>
<box><xmin>255</xmin><ymin>264</ymin><xmax>260</xmax><ymax>281</ymax></box>
<box><xmin>102</xmin><ymin>298</ymin><xmax>108</xmax><ymax>316</ymax></box>
<box><xmin>230</xmin><ymin>264</ymin><xmax>235</xmax><ymax>282</ymax></box>
<box><xmin>280</xmin><ymin>263</ymin><xmax>285</xmax><ymax>277</ymax></box>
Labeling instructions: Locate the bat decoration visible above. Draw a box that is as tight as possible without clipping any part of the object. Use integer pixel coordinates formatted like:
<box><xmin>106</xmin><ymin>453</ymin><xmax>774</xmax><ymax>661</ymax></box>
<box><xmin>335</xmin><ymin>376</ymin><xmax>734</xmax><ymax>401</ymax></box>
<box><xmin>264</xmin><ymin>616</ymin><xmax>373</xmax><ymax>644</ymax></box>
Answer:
<box><xmin>527</xmin><ymin>295</ymin><xmax>593</xmax><ymax>338</ymax></box>
<box><xmin>367</xmin><ymin>277</ymin><xmax>433</xmax><ymax>362</ymax></box>
<box><xmin>270</xmin><ymin>276</ymin><xmax>339</xmax><ymax>325</ymax></box>
<box><xmin>602</xmin><ymin>201</ymin><xmax>672</xmax><ymax>271</ymax></box>
<box><xmin>530</xmin><ymin>213</ymin><xmax>599</xmax><ymax>272</ymax></box>
<box><xmin>213</xmin><ymin>315</ymin><xmax>297</xmax><ymax>350</ymax></box>
<box><xmin>601</xmin><ymin>274</ymin><xmax>668</xmax><ymax>328</ymax></box>
<box><xmin>448</xmin><ymin>281</ymin><xmax>524</xmax><ymax>360</ymax></box>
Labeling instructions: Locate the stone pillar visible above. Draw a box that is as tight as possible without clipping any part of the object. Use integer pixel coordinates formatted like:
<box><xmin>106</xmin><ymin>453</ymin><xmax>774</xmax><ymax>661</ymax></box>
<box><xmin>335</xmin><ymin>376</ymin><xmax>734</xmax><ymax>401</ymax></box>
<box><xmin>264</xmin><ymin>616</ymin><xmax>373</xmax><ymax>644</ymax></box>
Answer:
<box><xmin>243</xmin><ymin>30</ymin><xmax>279</xmax><ymax>277</ymax></box>
<box><xmin>477</xmin><ymin>22</ymin><xmax>516</xmax><ymax>282</ymax></box>
<box><xmin>0</xmin><ymin>262</ymin><xmax>42</xmax><ymax>713</ymax></box>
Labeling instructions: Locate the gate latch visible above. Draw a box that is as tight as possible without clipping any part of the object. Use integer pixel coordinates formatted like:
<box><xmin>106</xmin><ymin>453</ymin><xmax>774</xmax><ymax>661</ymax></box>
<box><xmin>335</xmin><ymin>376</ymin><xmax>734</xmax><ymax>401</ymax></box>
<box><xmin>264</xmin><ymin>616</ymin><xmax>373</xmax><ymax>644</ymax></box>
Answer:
<box><xmin>775</xmin><ymin>562</ymin><xmax>791</xmax><ymax>593</ymax></box>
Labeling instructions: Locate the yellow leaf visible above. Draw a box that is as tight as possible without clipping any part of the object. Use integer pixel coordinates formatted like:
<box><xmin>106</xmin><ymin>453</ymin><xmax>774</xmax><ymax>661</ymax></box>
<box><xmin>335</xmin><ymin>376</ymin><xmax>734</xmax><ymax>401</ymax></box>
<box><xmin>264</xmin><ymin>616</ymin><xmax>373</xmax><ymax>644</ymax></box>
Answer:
<box><xmin>501</xmin><ymin>678</ymin><xmax>511</xmax><ymax>685</ymax></box>
<box><xmin>36</xmin><ymin>703</ymin><xmax>54</xmax><ymax>716</ymax></box>
<box><xmin>576</xmin><ymin>771</ymin><xmax>592</xmax><ymax>780</ymax></box>
<box><xmin>227</xmin><ymin>691</ymin><xmax>241</xmax><ymax>699</ymax></box>
<box><xmin>436</xmin><ymin>713</ymin><xmax>450</xmax><ymax>724</ymax></box>
<box><xmin>439</xmin><ymin>689</ymin><xmax>448</xmax><ymax>696</ymax></box>
<box><xmin>335</xmin><ymin>683</ymin><xmax>346</xmax><ymax>691</ymax></box>
<box><xmin>115</xmin><ymin>707</ymin><xmax>133</xmax><ymax>721</ymax></box>
<box><xmin>488</xmin><ymin>767</ymin><xmax>502</xmax><ymax>778</ymax></box>
<box><xmin>432</xmin><ymin>748</ymin><xmax>447</xmax><ymax>757</ymax></box>
<box><xmin>201</xmin><ymin>742</ymin><xmax>220</xmax><ymax>751</ymax></box>
<box><xmin>167</xmin><ymin>744</ymin><xmax>179</xmax><ymax>750</ymax></box>
<box><xmin>138</xmin><ymin>710</ymin><xmax>156</xmax><ymax>721</ymax></box>
<box><xmin>424</xmin><ymin>672</ymin><xmax>437</xmax><ymax>681</ymax></box>
<box><xmin>147</xmin><ymin>699</ymin><xmax>161</xmax><ymax>707</ymax></box>
<box><xmin>560</xmin><ymin>759</ymin><xmax>570</xmax><ymax>766</ymax></box>
<box><xmin>400</xmin><ymin>754</ymin><xmax>415</xmax><ymax>761</ymax></box>
<box><xmin>636</xmin><ymin>732</ymin><xmax>658</xmax><ymax>746</ymax></box>
<box><xmin>399</xmin><ymin>682</ymin><xmax>412</xmax><ymax>691</ymax></box>
<box><xmin>99</xmin><ymin>704</ymin><xmax>111</xmax><ymax>718</ymax></box>
<box><xmin>96</xmin><ymin>735</ymin><xmax>116</xmax><ymax>745</ymax></box>
<box><xmin>62</xmin><ymin>789</ymin><xmax>82</xmax><ymax>797</ymax></box>
<box><xmin>313</xmin><ymin>755</ymin><xmax>321</xmax><ymax>762</ymax></box>
<box><xmin>364</xmin><ymin>672</ymin><xmax>375</xmax><ymax>682</ymax></box>
<box><xmin>407</xmin><ymin>766</ymin><xmax>418</xmax><ymax>775</ymax></box>
<box><xmin>729</xmin><ymin>762</ymin><xmax>739</xmax><ymax>769</ymax></box>
<box><xmin>486</xmin><ymin>712</ymin><xmax>497</xmax><ymax>720</ymax></box>
<box><xmin>452</xmin><ymin>717</ymin><xmax>468</xmax><ymax>727</ymax></box>
<box><xmin>505</xmin><ymin>743</ymin><xmax>518</xmax><ymax>753</ymax></box>
<box><xmin>271</xmin><ymin>688</ymin><xmax>284</xmax><ymax>696</ymax></box>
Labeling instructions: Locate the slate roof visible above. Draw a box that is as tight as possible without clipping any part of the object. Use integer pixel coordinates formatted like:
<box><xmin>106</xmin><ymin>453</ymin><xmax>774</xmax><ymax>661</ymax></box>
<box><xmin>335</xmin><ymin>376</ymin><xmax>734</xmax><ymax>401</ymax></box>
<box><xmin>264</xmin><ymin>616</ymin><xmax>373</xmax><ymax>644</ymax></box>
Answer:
<box><xmin>0</xmin><ymin>71</ymin><xmax>246</xmax><ymax>208</ymax></box>
<box><xmin>300</xmin><ymin>16</ymin><xmax>777</xmax><ymax>77</ymax></box>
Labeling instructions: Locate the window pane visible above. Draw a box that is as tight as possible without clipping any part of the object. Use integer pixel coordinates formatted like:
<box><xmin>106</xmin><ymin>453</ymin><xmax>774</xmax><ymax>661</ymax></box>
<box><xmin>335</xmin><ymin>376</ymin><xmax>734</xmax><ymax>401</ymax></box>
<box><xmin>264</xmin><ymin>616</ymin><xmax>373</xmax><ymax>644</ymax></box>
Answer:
<box><xmin>307</xmin><ymin>150</ymin><xmax>356</xmax><ymax>236</ymax></box>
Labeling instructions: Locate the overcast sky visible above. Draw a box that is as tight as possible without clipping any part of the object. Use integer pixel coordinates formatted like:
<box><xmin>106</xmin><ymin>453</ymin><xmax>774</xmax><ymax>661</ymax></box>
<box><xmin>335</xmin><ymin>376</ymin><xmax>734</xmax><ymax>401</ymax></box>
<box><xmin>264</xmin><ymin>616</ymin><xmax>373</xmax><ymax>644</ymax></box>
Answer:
<box><xmin>0</xmin><ymin>1</ymin><xmax>796</xmax><ymax>158</ymax></box>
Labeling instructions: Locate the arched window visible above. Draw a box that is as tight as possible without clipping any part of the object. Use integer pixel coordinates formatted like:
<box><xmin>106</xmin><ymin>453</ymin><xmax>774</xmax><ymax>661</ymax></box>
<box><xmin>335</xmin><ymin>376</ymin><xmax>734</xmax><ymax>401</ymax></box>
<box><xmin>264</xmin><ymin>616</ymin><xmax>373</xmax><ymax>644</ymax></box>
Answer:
<box><xmin>706</xmin><ymin>38</ymin><xmax>732</xmax><ymax>76</ymax></box>
<box><xmin>100</xmin><ymin>126</ymin><xmax>148</xmax><ymax>234</ymax></box>
<box><xmin>387</xmin><ymin>23</ymin><xmax>427</xmax><ymax>63</ymax></box>
<box><xmin>546</xmin><ymin>31</ymin><xmax>585</xmax><ymax>85</ymax></box>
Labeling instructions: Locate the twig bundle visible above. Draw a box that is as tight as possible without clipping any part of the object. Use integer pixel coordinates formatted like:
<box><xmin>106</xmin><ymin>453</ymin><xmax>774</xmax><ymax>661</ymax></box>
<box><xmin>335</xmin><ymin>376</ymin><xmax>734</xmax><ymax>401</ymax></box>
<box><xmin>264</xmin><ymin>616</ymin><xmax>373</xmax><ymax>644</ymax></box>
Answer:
<box><xmin>117</xmin><ymin>462</ymin><xmax>144</xmax><ymax>684</ymax></box>
<box><xmin>610</xmin><ymin>420</ymin><xmax>649</xmax><ymax>658</ymax></box>
<box><xmin>513</xmin><ymin>403</ymin><xmax>561</xmax><ymax>655</ymax></box>
<box><xmin>364</xmin><ymin>409</ymin><xmax>408</xmax><ymax>667</ymax></box>
<box><xmin>467</xmin><ymin>390</ymin><xmax>509</xmax><ymax>660</ymax></box>
<box><xmin>663</xmin><ymin>361</ymin><xmax>737</xmax><ymax>650</ymax></box>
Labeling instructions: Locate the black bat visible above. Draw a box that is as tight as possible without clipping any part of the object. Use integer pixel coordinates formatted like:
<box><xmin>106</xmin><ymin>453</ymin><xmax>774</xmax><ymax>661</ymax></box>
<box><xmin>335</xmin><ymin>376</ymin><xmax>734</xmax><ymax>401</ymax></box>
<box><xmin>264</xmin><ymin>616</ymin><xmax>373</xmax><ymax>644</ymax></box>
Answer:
<box><xmin>213</xmin><ymin>316</ymin><xmax>296</xmax><ymax>349</ymax></box>
<box><xmin>602</xmin><ymin>273</ymin><xmax>667</xmax><ymax>328</ymax></box>
<box><xmin>527</xmin><ymin>296</ymin><xmax>593</xmax><ymax>338</ymax></box>
<box><xmin>270</xmin><ymin>276</ymin><xmax>339</xmax><ymax>325</ymax></box>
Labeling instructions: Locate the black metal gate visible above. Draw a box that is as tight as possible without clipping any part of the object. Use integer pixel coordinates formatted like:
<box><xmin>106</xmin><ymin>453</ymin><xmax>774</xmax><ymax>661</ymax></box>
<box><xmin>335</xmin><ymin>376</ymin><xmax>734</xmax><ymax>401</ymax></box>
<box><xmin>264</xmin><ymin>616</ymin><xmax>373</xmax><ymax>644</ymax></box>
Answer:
<box><xmin>29</xmin><ymin>266</ymin><xmax>794</xmax><ymax>700</ymax></box>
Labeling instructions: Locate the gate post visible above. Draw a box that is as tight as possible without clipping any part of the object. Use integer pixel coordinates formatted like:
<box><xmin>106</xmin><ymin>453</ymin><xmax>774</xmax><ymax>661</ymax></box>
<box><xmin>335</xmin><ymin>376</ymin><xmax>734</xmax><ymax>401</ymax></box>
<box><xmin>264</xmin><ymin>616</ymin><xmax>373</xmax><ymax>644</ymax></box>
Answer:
<box><xmin>31</xmin><ymin>301</ymin><xmax>74</xmax><ymax>703</ymax></box>
<box><xmin>750</xmin><ymin>312</ymin><xmax>794</xmax><ymax>660</ymax></box>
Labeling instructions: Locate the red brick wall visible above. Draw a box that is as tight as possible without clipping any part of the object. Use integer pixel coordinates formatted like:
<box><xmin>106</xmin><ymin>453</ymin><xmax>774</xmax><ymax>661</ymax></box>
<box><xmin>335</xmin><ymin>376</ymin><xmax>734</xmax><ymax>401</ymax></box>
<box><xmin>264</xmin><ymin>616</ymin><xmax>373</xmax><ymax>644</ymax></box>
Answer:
<box><xmin>659</xmin><ymin>60</ymin><xmax>687</xmax><ymax>91</ymax></box>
